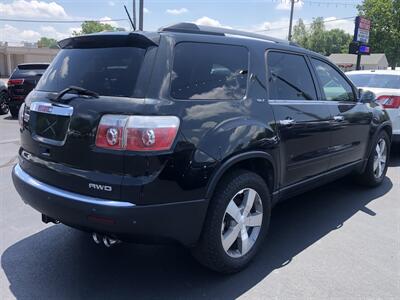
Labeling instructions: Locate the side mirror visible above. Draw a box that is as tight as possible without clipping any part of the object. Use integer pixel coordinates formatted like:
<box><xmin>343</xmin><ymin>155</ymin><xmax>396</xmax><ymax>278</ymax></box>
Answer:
<box><xmin>358</xmin><ymin>88</ymin><xmax>376</xmax><ymax>103</ymax></box>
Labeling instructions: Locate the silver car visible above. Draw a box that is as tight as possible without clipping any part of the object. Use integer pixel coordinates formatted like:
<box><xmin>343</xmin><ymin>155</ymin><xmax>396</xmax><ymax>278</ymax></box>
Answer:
<box><xmin>347</xmin><ymin>70</ymin><xmax>400</xmax><ymax>143</ymax></box>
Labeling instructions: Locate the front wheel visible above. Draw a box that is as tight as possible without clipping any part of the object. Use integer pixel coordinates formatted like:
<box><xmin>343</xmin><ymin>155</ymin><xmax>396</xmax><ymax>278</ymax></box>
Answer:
<box><xmin>355</xmin><ymin>131</ymin><xmax>390</xmax><ymax>187</ymax></box>
<box><xmin>192</xmin><ymin>170</ymin><xmax>271</xmax><ymax>273</ymax></box>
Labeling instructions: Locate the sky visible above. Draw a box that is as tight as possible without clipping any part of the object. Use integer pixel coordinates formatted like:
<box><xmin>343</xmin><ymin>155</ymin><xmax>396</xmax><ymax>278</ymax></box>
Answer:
<box><xmin>0</xmin><ymin>0</ymin><xmax>361</xmax><ymax>44</ymax></box>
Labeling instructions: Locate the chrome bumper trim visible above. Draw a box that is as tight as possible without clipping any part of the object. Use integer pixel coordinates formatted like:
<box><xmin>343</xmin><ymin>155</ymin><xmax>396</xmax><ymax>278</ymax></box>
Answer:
<box><xmin>13</xmin><ymin>164</ymin><xmax>135</xmax><ymax>207</ymax></box>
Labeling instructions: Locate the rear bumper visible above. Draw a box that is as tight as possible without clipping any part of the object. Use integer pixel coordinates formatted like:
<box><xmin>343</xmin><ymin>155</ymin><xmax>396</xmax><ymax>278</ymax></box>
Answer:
<box><xmin>12</xmin><ymin>164</ymin><xmax>208</xmax><ymax>246</ymax></box>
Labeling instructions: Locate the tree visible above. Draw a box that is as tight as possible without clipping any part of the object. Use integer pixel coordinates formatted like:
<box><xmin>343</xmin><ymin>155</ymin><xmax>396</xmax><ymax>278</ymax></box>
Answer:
<box><xmin>324</xmin><ymin>29</ymin><xmax>353</xmax><ymax>55</ymax></box>
<box><xmin>292</xmin><ymin>18</ymin><xmax>352</xmax><ymax>56</ymax></box>
<box><xmin>37</xmin><ymin>37</ymin><xmax>58</xmax><ymax>48</ymax></box>
<box><xmin>292</xmin><ymin>18</ymin><xmax>308</xmax><ymax>47</ymax></box>
<box><xmin>358</xmin><ymin>0</ymin><xmax>400</xmax><ymax>69</ymax></box>
<box><xmin>307</xmin><ymin>17</ymin><xmax>327</xmax><ymax>54</ymax></box>
<box><xmin>72</xmin><ymin>21</ymin><xmax>116</xmax><ymax>36</ymax></box>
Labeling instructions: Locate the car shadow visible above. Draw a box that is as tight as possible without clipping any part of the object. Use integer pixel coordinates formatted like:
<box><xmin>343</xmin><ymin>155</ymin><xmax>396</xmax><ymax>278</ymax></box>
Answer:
<box><xmin>1</xmin><ymin>177</ymin><xmax>393</xmax><ymax>300</ymax></box>
<box><xmin>2</xmin><ymin>115</ymin><xmax>16</xmax><ymax>121</ymax></box>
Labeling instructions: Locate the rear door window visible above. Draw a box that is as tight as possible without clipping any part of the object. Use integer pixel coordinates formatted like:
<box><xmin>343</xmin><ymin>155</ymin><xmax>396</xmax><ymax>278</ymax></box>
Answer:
<box><xmin>171</xmin><ymin>42</ymin><xmax>249</xmax><ymax>100</ymax></box>
<box><xmin>267</xmin><ymin>51</ymin><xmax>317</xmax><ymax>100</ymax></box>
<box><xmin>36</xmin><ymin>47</ymin><xmax>147</xmax><ymax>97</ymax></box>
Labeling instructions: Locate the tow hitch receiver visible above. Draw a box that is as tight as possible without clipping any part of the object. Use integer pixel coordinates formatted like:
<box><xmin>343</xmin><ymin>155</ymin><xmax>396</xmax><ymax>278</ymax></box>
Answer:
<box><xmin>41</xmin><ymin>214</ymin><xmax>60</xmax><ymax>224</ymax></box>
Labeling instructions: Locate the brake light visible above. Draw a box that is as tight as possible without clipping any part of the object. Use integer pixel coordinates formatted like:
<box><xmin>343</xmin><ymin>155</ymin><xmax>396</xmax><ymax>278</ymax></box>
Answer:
<box><xmin>377</xmin><ymin>95</ymin><xmax>400</xmax><ymax>109</ymax></box>
<box><xmin>8</xmin><ymin>79</ymin><xmax>24</xmax><ymax>86</ymax></box>
<box><xmin>95</xmin><ymin>115</ymin><xmax>180</xmax><ymax>152</ymax></box>
<box><xmin>18</xmin><ymin>103</ymin><xmax>25</xmax><ymax>127</ymax></box>
<box><xmin>95</xmin><ymin>115</ymin><xmax>129</xmax><ymax>150</ymax></box>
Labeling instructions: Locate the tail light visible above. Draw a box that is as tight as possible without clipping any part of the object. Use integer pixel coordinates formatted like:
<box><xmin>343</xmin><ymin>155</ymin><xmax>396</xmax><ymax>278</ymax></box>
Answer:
<box><xmin>95</xmin><ymin>115</ymin><xmax>180</xmax><ymax>152</ymax></box>
<box><xmin>8</xmin><ymin>79</ymin><xmax>25</xmax><ymax>86</ymax></box>
<box><xmin>376</xmin><ymin>95</ymin><xmax>400</xmax><ymax>109</ymax></box>
<box><xmin>18</xmin><ymin>103</ymin><xmax>30</xmax><ymax>127</ymax></box>
<box><xmin>18</xmin><ymin>103</ymin><xmax>25</xmax><ymax>127</ymax></box>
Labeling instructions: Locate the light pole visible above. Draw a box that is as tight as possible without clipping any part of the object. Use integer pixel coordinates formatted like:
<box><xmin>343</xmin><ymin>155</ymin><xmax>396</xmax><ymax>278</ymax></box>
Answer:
<box><xmin>139</xmin><ymin>0</ymin><xmax>144</xmax><ymax>30</ymax></box>
<box><xmin>133</xmin><ymin>0</ymin><xmax>136</xmax><ymax>30</ymax></box>
<box><xmin>288</xmin><ymin>0</ymin><xmax>296</xmax><ymax>41</ymax></box>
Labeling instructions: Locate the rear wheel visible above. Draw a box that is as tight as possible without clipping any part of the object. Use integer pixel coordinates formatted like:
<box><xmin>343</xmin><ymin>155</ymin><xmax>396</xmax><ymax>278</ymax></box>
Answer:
<box><xmin>9</xmin><ymin>106</ymin><xmax>19</xmax><ymax>118</ymax></box>
<box><xmin>193</xmin><ymin>170</ymin><xmax>271</xmax><ymax>273</ymax></box>
<box><xmin>0</xmin><ymin>91</ymin><xmax>9</xmax><ymax>115</ymax></box>
<box><xmin>355</xmin><ymin>131</ymin><xmax>390</xmax><ymax>187</ymax></box>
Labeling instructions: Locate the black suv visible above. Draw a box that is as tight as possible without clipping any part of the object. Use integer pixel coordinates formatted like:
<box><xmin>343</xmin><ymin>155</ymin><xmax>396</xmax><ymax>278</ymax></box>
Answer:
<box><xmin>12</xmin><ymin>24</ymin><xmax>392</xmax><ymax>273</ymax></box>
<box><xmin>7</xmin><ymin>63</ymin><xmax>49</xmax><ymax>117</ymax></box>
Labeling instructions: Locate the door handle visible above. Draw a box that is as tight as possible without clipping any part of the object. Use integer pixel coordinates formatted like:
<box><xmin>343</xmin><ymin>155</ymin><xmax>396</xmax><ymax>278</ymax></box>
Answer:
<box><xmin>279</xmin><ymin>118</ymin><xmax>296</xmax><ymax>126</ymax></box>
<box><xmin>333</xmin><ymin>115</ymin><xmax>344</xmax><ymax>122</ymax></box>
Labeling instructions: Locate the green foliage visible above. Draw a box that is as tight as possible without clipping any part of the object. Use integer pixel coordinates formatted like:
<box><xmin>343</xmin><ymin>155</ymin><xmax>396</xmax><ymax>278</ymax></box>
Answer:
<box><xmin>292</xmin><ymin>17</ymin><xmax>352</xmax><ymax>56</ymax></box>
<box><xmin>72</xmin><ymin>21</ymin><xmax>116</xmax><ymax>36</ymax></box>
<box><xmin>357</xmin><ymin>0</ymin><xmax>400</xmax><ymax>69</ymax></box>
<box><xmin>37</xmin><ymin>37</ymin><xmax>58</xmax><ymax>49</ymax></box>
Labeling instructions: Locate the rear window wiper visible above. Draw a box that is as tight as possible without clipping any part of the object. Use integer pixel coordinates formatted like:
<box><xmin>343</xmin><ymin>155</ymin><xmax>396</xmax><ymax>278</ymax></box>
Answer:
<box><xmin>54</xmin><ymin>86</ymin><xmax>99</xmax><ymax>102</ymax></box>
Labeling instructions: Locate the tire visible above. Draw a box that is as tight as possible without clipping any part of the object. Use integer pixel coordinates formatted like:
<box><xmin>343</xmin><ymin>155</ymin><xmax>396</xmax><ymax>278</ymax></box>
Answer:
<box><xmin>355</xmin><ymin>131</ymin><xmax>390</xmax><ymax>187</ymax></box>
<box><xmin>0</xmin><ymin>91</ymin><xmax>9</xmax><ymax>115</ymax></box>
<box><xmin>9</xmin><ymin>107</ymin><xmax>19</xmax><ymax>118</ymax></box>
<box><xmin>192</xmin><ymin>169</ymin><xmax>271</xmax><ymax>273</ymax></box>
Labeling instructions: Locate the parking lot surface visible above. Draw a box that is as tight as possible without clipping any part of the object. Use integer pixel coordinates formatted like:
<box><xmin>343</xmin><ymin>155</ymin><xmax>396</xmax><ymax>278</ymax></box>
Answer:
<box><xmin>0</xmin><ymin>114</ymin><xmax>399</xmax><ymax>299</ymax></box>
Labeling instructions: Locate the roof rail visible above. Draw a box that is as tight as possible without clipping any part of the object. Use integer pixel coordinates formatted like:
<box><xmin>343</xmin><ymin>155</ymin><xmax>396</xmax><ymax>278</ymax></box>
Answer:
<box><xmin>159</xmin><ymin>22</ymin><xmax>298</xmax><ymax>46</ymax></box>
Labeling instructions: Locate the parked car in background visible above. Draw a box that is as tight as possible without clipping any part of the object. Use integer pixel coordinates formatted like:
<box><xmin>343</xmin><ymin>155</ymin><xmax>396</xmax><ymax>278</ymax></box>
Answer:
<box><xmin>346</xmin><ymin>70</ymin><xmax>400</xmax><ymax>143</ymax></box>
<box><xmin>0</xmin><ymin>79</ymin><xmax>10</xmax><ymax>115</ymax></box>
<box><xmin>7</xmin><ymin>63</ymin><xmax>49</xmax><ymax>118</ymax></box>
<box><xmin>12</xmin><ymin>24</ymin><xmax>392</xmax><ymax>273</ymax></box>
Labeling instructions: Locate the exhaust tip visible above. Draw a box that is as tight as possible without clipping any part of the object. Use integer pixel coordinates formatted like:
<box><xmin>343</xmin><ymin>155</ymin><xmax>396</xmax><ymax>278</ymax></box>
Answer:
<box><xmin>102</xmin><ymin>236</ymin><xmax>120</xmax><ymax>248</ymax></box>
<box><xmin>92</xmin><ymin>232</ymin><xmax>101</xmax><ymax>244</ymax></box>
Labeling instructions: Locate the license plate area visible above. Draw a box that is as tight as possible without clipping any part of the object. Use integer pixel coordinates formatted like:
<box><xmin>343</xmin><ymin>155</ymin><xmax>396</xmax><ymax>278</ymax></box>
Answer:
<box><xmin>30</xmin><ymin>102</ymin><xmax>73</xmax><ymax>146</ymax></box>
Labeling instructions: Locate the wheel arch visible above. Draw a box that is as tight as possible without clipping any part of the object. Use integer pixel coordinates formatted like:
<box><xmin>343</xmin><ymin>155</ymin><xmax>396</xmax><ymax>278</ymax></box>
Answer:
<box><xmin>205</xmin><ymin>151</ymin><xmax>277</xmax><ymax>202</ymax></box>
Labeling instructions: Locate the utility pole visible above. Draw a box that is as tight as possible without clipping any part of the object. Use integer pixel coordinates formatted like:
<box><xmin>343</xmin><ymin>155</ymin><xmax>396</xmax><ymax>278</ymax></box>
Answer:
<box><xmin>288</xmin><ymin>0</ymin><xmax>296</xmax><ymax>41</ymax></box>
<box><xmin>356</xmin><ymin>54</ymin><xmax>362</xmax><ymax>70</ymax></box>
<box><xmin>139</xmin><ymin>0</ymin><xmax>144</xmax><ymax>30</ymax></box>
<box><xmin>133</xmin><ymin>0</ymin><xmax>136</xmax><ymax>31</ymax></box>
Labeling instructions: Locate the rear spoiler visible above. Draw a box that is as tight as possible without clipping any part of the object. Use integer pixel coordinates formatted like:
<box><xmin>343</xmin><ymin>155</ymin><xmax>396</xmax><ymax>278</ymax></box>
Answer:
<box><xmin>58</xmin><ymin>32</ymin><xmax>160</xmax><ymax>49</ymax></box>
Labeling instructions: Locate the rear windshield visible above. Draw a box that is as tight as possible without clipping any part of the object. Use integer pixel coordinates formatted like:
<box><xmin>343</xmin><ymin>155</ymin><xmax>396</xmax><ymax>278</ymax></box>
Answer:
<box><xmin>12</xmin><ymin>65</ymin><xmax>48</xmax><ymax>77</ymax></box>
<box><xmin>36</xmin><ymin>47</ymin><xmax>146</xmax><ymax>97</ymax></box>
<box><xmin>347</xmin><ymin>73</ymin><xmax>400</xmax><ymax>89</ymax></box>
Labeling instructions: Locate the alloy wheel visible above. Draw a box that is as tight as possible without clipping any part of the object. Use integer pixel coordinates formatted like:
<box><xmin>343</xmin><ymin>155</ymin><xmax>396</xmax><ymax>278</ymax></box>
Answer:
<box><xmin>373</xmin><ymin>138</ymin><xmax>387</xmax><ymax>179</ymax></box>
<box><xmin>221</xmin><ymin>188</ymin><xmax>263</xmax><ymax>258</ymax></box>
<box><xmin>0</xmin><ymin>92</ymin><xmax>9</xmax><ymax>114</ymax></box>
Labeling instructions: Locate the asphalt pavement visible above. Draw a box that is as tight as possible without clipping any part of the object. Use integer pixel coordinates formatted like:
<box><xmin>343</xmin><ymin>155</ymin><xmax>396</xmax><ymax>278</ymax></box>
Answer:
<box><xmin>0</xmin><ymin>114</ymin><xmax>399</xmax><ymax>299</ymax></box>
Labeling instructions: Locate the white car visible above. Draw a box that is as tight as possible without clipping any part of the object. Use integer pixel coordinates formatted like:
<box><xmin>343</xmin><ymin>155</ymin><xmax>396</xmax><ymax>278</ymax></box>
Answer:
<box><xmin>346</xmin><ymin>70</ymin><xmax>400</xmax><ymax>143</ymax></box>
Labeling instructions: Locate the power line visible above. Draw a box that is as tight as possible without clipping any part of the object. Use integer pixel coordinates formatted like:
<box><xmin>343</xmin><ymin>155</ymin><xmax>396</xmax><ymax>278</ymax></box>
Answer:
<box><xmin>303</xmin><ymin>0</ymin><xmax>359</xmax><ymax>7</ymax></box>
<box><xmin>256</xmin><ymin>16</ymin><xmax>355</xmax><ymax>32</ymax></box>
<box><xmin>0</xmin><ymin>18</ymin><xmax>128</xmax><ymax>24</ymax></box>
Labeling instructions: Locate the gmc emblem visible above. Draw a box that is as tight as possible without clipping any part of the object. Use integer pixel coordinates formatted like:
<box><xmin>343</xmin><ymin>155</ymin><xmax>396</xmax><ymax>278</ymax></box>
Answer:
<box><xmin>88</xmin><ymin>183</ymin><xmax>112</xmax><ymax>192</ymax></box>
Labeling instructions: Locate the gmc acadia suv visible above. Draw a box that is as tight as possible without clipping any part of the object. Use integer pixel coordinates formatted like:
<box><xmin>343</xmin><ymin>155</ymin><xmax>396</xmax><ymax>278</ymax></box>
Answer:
<box><xmin>12</xmin><ymin>23</ymin><xmax>392</xmax><ymax>273</ymax></box>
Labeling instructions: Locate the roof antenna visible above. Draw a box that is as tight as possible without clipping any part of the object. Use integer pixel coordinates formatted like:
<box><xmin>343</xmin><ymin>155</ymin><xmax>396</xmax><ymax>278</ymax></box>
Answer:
<box><xmin>124</xmin><ymin>4</ymin><xmax>135</xmax><ymax>31</ymax></box>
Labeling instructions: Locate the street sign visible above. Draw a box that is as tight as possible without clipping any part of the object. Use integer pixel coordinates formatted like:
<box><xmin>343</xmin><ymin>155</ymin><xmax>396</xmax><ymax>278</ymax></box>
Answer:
<box><xmin>354</xmin><ymin>16</ymin><xmax>371</xmax><ymax>44</ymax></box>
<box><xmin>349</xmin><ymin>41</ymin><xmax>371</xmax><ymax>55</ymax></box>
<box><xmin>358</xmin><ymin>44</ymin><xmax>371</xmax><ymax>55</ymax></box>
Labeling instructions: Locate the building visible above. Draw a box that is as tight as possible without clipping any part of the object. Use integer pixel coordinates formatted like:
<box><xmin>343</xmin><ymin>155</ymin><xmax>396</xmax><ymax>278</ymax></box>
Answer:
<box><xmin>0</xmin><ymin>42</ymin><xmax>59</xmax><ymax>77</ymax></box>
<box><xmin>328</xmin><ymin>53</ymin><xmax>389</xmax><ymax>72</ymax></box>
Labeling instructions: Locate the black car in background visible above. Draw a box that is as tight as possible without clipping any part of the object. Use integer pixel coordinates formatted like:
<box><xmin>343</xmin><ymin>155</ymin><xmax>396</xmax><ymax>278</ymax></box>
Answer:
<box><xmin>12</xmin><ymin>24</ymin><xmax>392</xmax><ymax>273</ymax></box>
<box><xmin>7</xmin><ymin>63</ymin><xmax>49</xmax><ymax>117</ymax></box>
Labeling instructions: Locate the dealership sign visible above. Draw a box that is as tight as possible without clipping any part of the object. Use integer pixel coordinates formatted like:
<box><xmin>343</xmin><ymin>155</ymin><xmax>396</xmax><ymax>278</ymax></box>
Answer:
<box><xmin>354</xmin><ymin>16</ymin><xmax>371</xmax><ymax>44</ymax></box>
